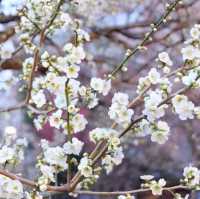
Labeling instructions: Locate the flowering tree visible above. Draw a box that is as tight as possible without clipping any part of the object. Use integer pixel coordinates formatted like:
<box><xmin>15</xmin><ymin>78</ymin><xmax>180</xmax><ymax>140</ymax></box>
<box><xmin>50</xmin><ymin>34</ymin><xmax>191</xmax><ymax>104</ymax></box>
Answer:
<box><xmin>0</xmin><ymin>0</ymin><xmax>200</xmax><ymax>198</ymax></box>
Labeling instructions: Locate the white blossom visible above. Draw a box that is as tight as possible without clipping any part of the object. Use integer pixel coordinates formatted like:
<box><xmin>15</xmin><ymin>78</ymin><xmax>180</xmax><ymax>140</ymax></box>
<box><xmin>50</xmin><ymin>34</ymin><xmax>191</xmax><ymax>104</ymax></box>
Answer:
<box><xmin>112</xmin><ymin>92</ymin><xmax>129</xmax><ymax>106</ymax></box>
<box><xmin>109</xmin><ymin>93</ymin><xmax>134</xmax><ymax>126</ymax></box>
<box><xmin>0</xmin><ymin>146</ymin><xmax>15</xmax><ymax>164</ymax></box>
<box><xmin>151</xmin><ymin>121</ymin><xmax>170</xmax><ymax>144</ymax></box>
<box><xmin>194</xmin><ymin>106</ymin><xmax>200</xmax><ymax>119</ymax></box>
<box><xmin>44</xmin><ymin>146</ymin><xmax>67</xmax><ymax>169</ymax></box>
<box><xmin>190</xmin><ymin>25</ymin><xmax>200</xmax><ymax>40</ymax></box>
<box><xmin>54</xmin><ymin>94</ymin><xmax>67</xmax><ymax>109</ymax></box>
<box><xmin>65</xmin><ymin>65</ymin><xmax>80</xmax><ymax>79</ymax></box>
<box><xmin>172</xmin><ymin>95</ymin><xmax>195</xmax><ymax>120</ymax></box>
<box><xmin>158</xmin><ymin>52</ymin><xmax>173</xmax><ymax>66</ymax></box>
<box><xmin>49</xmin><ymin>110</ymin><xmax>63</xmax><ymax>129</ymax></box>
<box><xmin>60</xmin><ymin>13</ymin><xmax>71</xmax><ymax>27</ymax></box>
<box><xmin>78</xmin><ymin>156</ymin><xmax>93</xmax><ymax>177</ymax></box>
<box><xmin>182</xmin><ymin>70</ymin><xmax>198</xmax><ymax>86</ymax></box>
<box><xmin>137</xmin><ymin>76</ymin><xmax>151</xmax><ymax>94</ymax></box>
<box><xmin>90</xmin><ymin>78</ymin><xmax>111</xmax><ymax>96</ymax></box>
<box><xmin>76</xmin><ymin>29</ymin><xmax>90</xmax><ymax>42</ymax></box>
<box><xmin>183</xmin><ymin>166</ymin><xmax>200</xmax><ymax>187</ymax></box>
<box><xmin>143</xmin><ymin>90</ymin><xmax>166</xmax><ymax>122</ymax></box>
<box><xmin>4</xmin><ymin>126</ymin><xmax>17</xmax><ymax>144</ymax></box>
<box><xmin>181</xmin><ymin>45</ymin><xmax>200</xmax><ymax>60</ymax></box>
<box><xmin>40</xmin><ymin>165</ymin><xmax>56</xmax><ymax>182</ymax></box>
<box><xmin>2</xmin><ymin>179</ymin><xmax>23</xmax><ymax>197</ymax></box>
<box><xmin>148</xmin><ymin>68</ymin><xmax>161</xmax><ymax>84</ymax></box>
<box><xmin>0</xmin><ymin>70</ymin><xmax>16</xmax><ymax>90</ymax></box>
<box><xmin>89</xmin><ymin>128</ymin><xmax>118</xmax><ymax>143</ymax></box>
<box><xmin>71</xmin><ymin>114</ymin><xmax>88</xmax><ymax>133</ymax></box>
<box><xmin>112</xmin><ymin>147</ymin><xmax>124</xmax><ymax>165</ymax></box>
<box><xmin>64</xmin><ymin>43</ymin><xmax>85</xmax><ymax>64</ymax></box>
<box><xmin>150</xmin><ymin>179</ymin><xmax>166</xmax><ymax>195</ymax></box>
<box><xmin>0</xmin><ymin>40</ymin><xmax>15</xmax><ymax>60</ymax></box>
<box><xmin>63</xmin><ymin>137</ymin><xmax>84</xmax><ymax>155</ymax></box>
<box><xmin>140</xmin><ymin>175</ymin><xmax>154</xmax><ymax>181</ymax></box>
<box><xmin>31</xmin><ymin>90</ymin><xmax>46</xmax><ymax>108</ymax></box>
<box><xmin>34</xmin><ymin>115</ymin><xmax>46</xmax><ymax>130</ymax></box>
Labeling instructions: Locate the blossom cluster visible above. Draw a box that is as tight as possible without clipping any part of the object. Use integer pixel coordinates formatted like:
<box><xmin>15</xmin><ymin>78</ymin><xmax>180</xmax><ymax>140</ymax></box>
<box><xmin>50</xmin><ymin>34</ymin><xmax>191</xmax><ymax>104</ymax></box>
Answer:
<box><xmin>134</xmin><ymin>23</ymin><xmax>200</xmax><ymax>145</ymax></box>
<box><xmin>0</xmin><ymin>126</ymin><xmax>27</xmax><ymax>166</ymax></box>
<box><xmin>89</xmin><ymin>128</ymin><xmax>124</xmax><ymax>173</ymax></box>
<box><xmin>1</xmin><ymin>0</ymin><xmax>200</xmax><ymax>198</ymax></box>
<box><xmin>182</xmin><ymin>166</ymin><xmax>200</xmax><ymax>188</ymax></box>
<box><xmin>0</xmin><ymin>175</ymin><xmax>23</xmax><ymax>199</ymax></box>
<box><xmin>36</xmin><ymin>138</ymin><xmax>84</xmax><ymax>191</ymax></box>
<box><xmin>140</xmin><ymin>175</ymin><xmax>166</xmax><ymax>196</ymax></box>
<box><xmin>108</xmin><ymin>93</ymin><xmax>134</xmax><ymax>126</ymax></box>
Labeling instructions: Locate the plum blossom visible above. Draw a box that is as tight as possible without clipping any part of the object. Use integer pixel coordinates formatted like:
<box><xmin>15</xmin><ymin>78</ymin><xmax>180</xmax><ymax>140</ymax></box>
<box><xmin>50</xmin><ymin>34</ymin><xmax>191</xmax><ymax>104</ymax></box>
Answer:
<box><xmin>63</xmin><ymin>137</ymin><xmax>84</xmax><ymax>155</ymax></box>
<box><xmin>108</xmin><ymin>92</ymin><xmax>134</xmax><ymax>126</ymax></box>
<box><xmin>66</xmin><ymin>65</ymin><xmax>80</xmax><ymax>79</ymax></box>
<box><xmin>31</xmin><ymin>90</ymin><xmax>46</xmax><ymax>108</ymax></box>
<box><xmin>34</xmin><ymin>115</ymin><xmax>46</xmax><ymax>130</ymax></box>
<box><xmin>89</xmin><ymin>128</ymin><xmax>118</xmax><ymax>143</ymax></box>
<box><xmin>181</xmin><ymin>45</ymin><xmax>200</xmax><ymax>60</ymax></box>
<box><xmin>63</xmin><ymin>43</ymin><xmax>86</xmax><ymax>64</ymax></box>
<box><xmin>4</xmin><ymin>126</ymin><xmax>17</xmax><ymax>144</ymax></box>
<box><xmin>183</xmin><ymin>166</ymin><xmax>200</xmax><ymax>187</ymax></box>
<box><xmin>158</xmin><ymin>52</ymin><xmax>173</xmax><ymax>66</ymax></box>
<box><xmin>90</xmin><ymin>78</ymin><xmax>111</xmax><ymax>96</ymax></box>
<box><xmin>140</xmin><ymin>175</ymin><xmax>154</xmax><ymax>181</ymax></box>
<box><xmin>149</xmin><ymin>179</ymin><xmax>166</xmax><ymax>195</ymax></box>
<box><xmin>194</xmin><ymin>106</ymin><xmax>200</xmax><ymax>119</ymax></box>
<box><xmin>71</xmin><ymin>113</ymin><xmax>88</xmax><ymax>133</ymax></box>
<box><xmin>40</xmin><ymin>165</ymin><xmax>56</xmax><ymax>182</ymax></box>
<box><xmin>151</xmin><ymin>121</ymin><xmax>170</xmax><ymax>144</ymax></box>
<box><xmin>0</xmin><ymin>40</ymin><xmax>15</xmax><ymax>60</ymax></box>
<box><xmin>190</xmin><ymin>25</ymin><xmax>200</xmax><ymax>40</ymax></box>
<box><xmin>143</xmin><ymin>90</ymin><xmax>167</xmax><ymax>122</ymax></box>
<box><xmin>172</xmin><ymin>95</ymin><xmax>195</xmax><ymax>120</ymax></box>
<box><xmin>60</xmin><ymin>13</ymin><xmax>71</xmax><ymax>27</ymax></box>
<box><xmin>148</xmin><ymin>68</ymin><xmax>161</xmax><ymax>84</ymax></box>
<box><xmin>49</xmin><ymin>110</ymin><xmax>63</xmax><ymax>129</ymax></box>
<box><xmin>44</xmin><ymin>146</ymin><xmax>67</xmax><ymax>169</ymax></box>
<box><xmin>78</xmin><ymin>156</ymin><xmax>93</xmax><ymax>177</ymax></box>
<box><xmin>182</xmin><ymin>70</ymin><xmax>198</xmax><ymax>86</ymax></box>
<box><xmin>0</xmin><ymin>70</ymin><xmax>16</xmax><ymax>90</ymax></box>
<box><xmin>1</xmin><ymin>1</ymin><xmax>200</xmax><ymax>197</ymax></box>
<box><xmin>1</xmin><ymin>178</ymin><xmax>23</xmax><ymax>198</ymax></box>
<box><xmin>0</xmin><ymin>146</ymin><xmax>15</xmax><ymax>164</ymax></box>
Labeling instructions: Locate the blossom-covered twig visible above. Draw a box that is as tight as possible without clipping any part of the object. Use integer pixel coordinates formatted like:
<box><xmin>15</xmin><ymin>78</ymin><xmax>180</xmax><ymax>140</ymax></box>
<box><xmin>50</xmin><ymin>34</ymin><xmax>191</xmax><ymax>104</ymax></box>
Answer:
<box><xmin>109</xmin><ymin>0</ymin><xmax>182</xmax><ymax>78</ymax></box>
<box><xmin>1</xmin><ymin>0</ymin><xmax>200</xmax><ymax>198</ymax></box>
<box><xmin>75</xmin><ymin>185</ymin><xmax>188</xmax><ymax>196</ymax></box>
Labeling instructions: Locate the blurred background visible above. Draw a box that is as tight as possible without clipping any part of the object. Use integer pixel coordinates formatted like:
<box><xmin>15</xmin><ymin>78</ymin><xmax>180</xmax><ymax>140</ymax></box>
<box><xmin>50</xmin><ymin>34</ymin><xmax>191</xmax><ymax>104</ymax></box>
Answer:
<box><xmin>0</xmin><ymin>0</ymin><xmax>200</xmax><ymax>198</ymax></box>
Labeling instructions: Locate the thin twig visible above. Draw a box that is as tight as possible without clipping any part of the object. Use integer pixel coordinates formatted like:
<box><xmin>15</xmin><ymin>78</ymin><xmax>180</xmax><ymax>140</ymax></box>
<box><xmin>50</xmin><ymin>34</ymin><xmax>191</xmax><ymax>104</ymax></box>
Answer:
<box><xmin>65</xmin><ymin>79</ymin><xmax>73</xmax><ymax>183</ymax></box>
<box><xmin>75</xmin><ymin>185</ymin><xmax>188</xmax><ymax>196</ymax></box>
<box><xmin>109</xmin><ymin>0</ymin><xmax>182</xmax><ymax>78</ymax></box>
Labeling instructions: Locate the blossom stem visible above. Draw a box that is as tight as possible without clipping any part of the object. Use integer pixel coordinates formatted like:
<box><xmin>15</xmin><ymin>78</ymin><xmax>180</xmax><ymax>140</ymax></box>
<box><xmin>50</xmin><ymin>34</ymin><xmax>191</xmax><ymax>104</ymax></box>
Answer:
<box><xmin>109</xmin><ymin>0</ymin><xmax>182</xmax><ymax>78</ymax></box>
<box><xmin>0</xmin><ymin>168</ymin><xmax>72</xmax><ymax>192</ymax></box>
<box><xmin>0</xmin><ymin>168</ymin><xmax>189</xmax><ymax>196</ymax></box>
<box><xmin>75</xmin><ymin>185</ymin><xmax>188</xmax><ymax>196</ymax></box>
<box><xmin>0</xmin><ymin>0</ymin><xmax>65</xmax><ymax>113</ymax></box>
<box><xmin>65</xmin><ymin>79</ymin><xmax>72</xmax><ymax>183</ymax></box>
<box><xmin>86</xmin><ymin>0</ymin><xmax>182</xmax><ymax>169</ymax></box>
<box><xmin>0</xmin><ymin>81</ymin><xmax>197</xmax><ymax>194</ymax></box>
<box><xmin>70</xmin><ymin>75</ymin><xmax>200</xmax><ymax>190</ymax></box>
<box><xmin>70</xmin><ymin>63</ymin><xmax>194</xmax><ymax>188</ymax></box>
